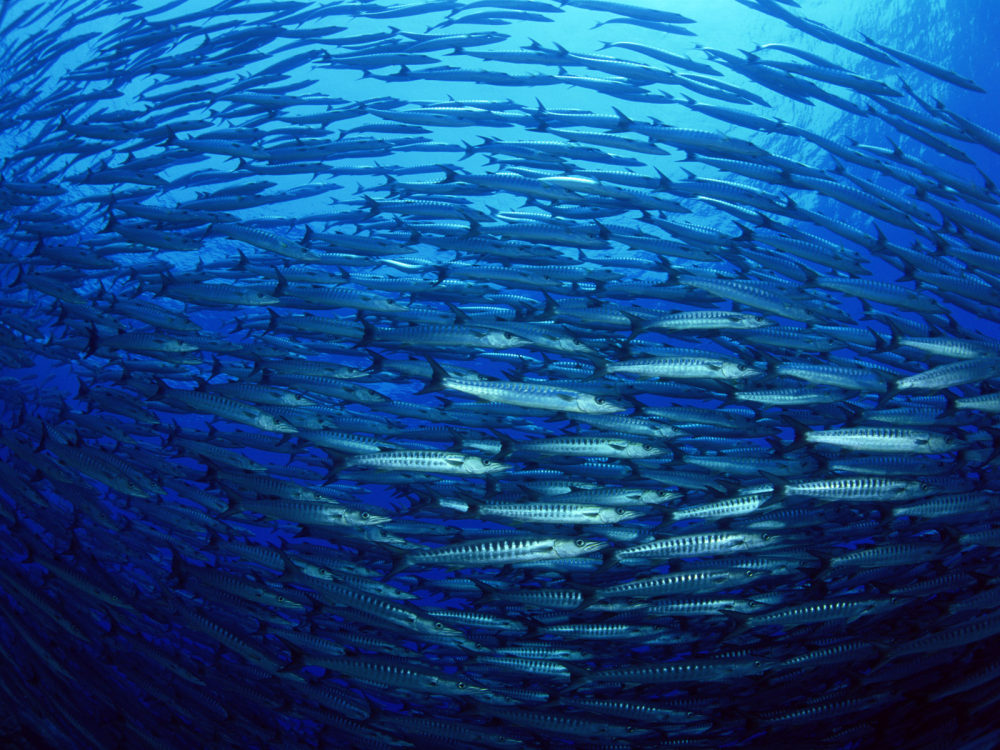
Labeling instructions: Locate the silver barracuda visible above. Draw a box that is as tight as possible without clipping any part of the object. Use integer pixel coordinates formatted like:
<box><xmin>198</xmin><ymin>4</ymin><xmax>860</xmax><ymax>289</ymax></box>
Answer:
<box><xmin>1</xmin><ymin>0</ymin><xmax>1000</xmax><ymax>748</ymax></box>
<box><xmin>345</xmin><ymin>450</ymin><xmax>509</xmax><ymax>475</ymax></box>
<box><xmin>803</xmin><ymin>427</ymin><xmax>964</xmax><ymax>454</ymax></box>
<box><xmin>395</xmin><ymin>536</ymin><xmax>609</xmax><ymax>572</ymax></box>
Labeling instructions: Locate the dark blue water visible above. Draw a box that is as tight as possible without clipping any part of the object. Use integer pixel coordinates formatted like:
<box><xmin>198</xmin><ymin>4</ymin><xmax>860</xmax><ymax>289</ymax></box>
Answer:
<box><xmin>3</xmin><ymin>1</ymin><xmax>1000</xmax><ymax>748</ymax></box>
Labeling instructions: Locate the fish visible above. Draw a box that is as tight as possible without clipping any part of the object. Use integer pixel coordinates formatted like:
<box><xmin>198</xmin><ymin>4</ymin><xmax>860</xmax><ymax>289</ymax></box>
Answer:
<box><xmin>0</xmin><ymin>0</ymin><xmax>999</xmax><ymax>749</ymax></box>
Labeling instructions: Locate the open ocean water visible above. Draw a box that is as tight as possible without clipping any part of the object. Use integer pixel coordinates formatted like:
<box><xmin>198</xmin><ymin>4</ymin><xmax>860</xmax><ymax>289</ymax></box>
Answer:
<box><xmin>3</xmin><ymin>0</ymin><xmax>1000</xmax><ymax>748</ymax></box>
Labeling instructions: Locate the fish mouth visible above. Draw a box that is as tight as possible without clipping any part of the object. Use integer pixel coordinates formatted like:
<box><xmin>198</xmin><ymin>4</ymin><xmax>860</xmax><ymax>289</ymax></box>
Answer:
<box><xmin>2</xmin><ymin>0</ymin><xmax>997</xmax><ymax>747</ymax></box>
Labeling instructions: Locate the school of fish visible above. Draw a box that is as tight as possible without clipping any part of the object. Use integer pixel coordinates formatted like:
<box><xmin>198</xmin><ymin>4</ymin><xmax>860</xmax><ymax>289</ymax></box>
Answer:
<box><xmin>1</xmin><ymin>0</ymin><xmax>1000</xmax><ymax>747</ymax></box>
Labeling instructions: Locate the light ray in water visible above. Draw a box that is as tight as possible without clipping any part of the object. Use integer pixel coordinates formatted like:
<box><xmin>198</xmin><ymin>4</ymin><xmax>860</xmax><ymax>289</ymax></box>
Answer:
<box><xmin>1</xmin><ymin>0</ymin><xmax>1000</xmax><ymax>748</ymax></box>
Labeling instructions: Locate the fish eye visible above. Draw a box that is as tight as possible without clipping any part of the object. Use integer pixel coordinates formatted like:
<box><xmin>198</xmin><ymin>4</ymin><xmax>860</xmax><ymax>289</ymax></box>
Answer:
<box><xmin>434</xmin><ymin>621</ymin><xmax>444</xmax><ymax>629</ymax></box>
<box><xmin>277</xmin><ymin>596</ymin><xmax>286</xmax><ymax>602</ymax></box>
<box><xmin>615</xmin><ymin>508</ymin><xmax>626</xmax><ymax>515</ymax></box>
<box><xmin>361</xmin><ymin>512</ymin><xmax>370</xmax><ymax>519</ymax></box>
<box><xmin>761</xmin><ymin>533</ymin><xmax>771</xmax><ymax>541</ymax></box>
<box><xmin>737</xmin><ymin>364</ymin><xmax>748</xmax><ymax>371</ymax></box>
<box><xmin>457</xmin><ymin>681</ymin><xmax>466</xmax><ymax>689</ymax></box>
<box><xmin>642</xmin><ymin>443</ymin><xmax>652</xmax><ymax>450</ymax></box>
<box><xmin>482</xmin><ymin>459</ymin><xmax>492</xmax><ymax>465</ymax></box>
<box><xmin>575</xmin><ymin>539</ymin><xmax>585</xmax><ymax>547</ymax></box>
<box><xmin>596</xmin><ymin>397</ymin><xmax>606</xmax><ymax>404</ymax></box>
<box><xmin>503</xmin><ymin>332</ymin><xmax>514</xmax><ymax>339</ymax></box>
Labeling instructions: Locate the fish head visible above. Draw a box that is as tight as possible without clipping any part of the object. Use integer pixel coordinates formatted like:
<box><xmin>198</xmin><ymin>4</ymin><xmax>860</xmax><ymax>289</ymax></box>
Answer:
<box><xmin>647</xmin><ymin>489</ymin><xmax>681</xmax><ymax>503</ymax></box>
<box><xmin>258</xmin><ymin>414</ymin><xmax>298</xmax><ymax>433</ymax></box>
<box><xmin>605</xmin><ymin>507</ymin><xmax>645</xmax><ymax>522</ymax></box>
<box><xmin>940</xmin><ymin>433</ymin><xmax>966</xmax><ymax>450</ymax></box>
<box><xmin>421</xmin><ymin>619</ymin><xmax>465</xmax><ymax>640</ymax></box>
<box><xmin>352</xmin><ymin>509</ymin><xmax>393</xmax><ymax>526</ymax></box>
<box><xmin>630</xmin><ymin>442</ymin><xmax>668</xmax><ymax>458</ymax></box>
<box><xmin>447</xmin><ymin>677</ymin><xmax>497</xmax><ymax>700</ymax></box>
<box><xmin>741</xmin><ymin>313</ymin><xmax>773</xmax><ymax>328</ymax></box>
<box><xmin>467</xmin><ymin>456</ymin><xmax>509</xmax><ymax>474</ymax></box>
<box><xmin>122</xmin><ymin>476</ymin><xmax>155</xmax><ymax>498</ymax></box>
<box><xmin>482</xmin><ymin>330</ymin><xmax>532</xmax><ymax>348</ymax></box>
<box><xmin>291</xmin><ymin>559</ymin><xmax>336</xmax><ymax>581</ymax></box>
<box><xmin>557</xmin><ymin>537</ymin><xmax>610</xmax><ymax>557</ymax></box>
<box><xmin>585</xmin><ymin>394</ymin><xmax>628</xmax><ymax>413</ymax></box>
<box><xmin>726</xmin><ymin>361</ymin><xmax>762</xmax><ymax>379</ymax></box>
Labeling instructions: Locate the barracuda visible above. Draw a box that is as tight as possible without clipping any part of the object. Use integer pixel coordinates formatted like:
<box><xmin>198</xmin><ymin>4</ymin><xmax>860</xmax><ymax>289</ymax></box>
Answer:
<box><xmin>2</xmin><ymin>1</ymin><xmax>1000</xmax><ymax>748</ymax></box>
<box><xmin>156</xmin><ymin>387</ymin><xmax>298</xmax><ymax>433</ymax></box>
<box><xmin>802</xmin><ymin>427</ymin><xmax>963</xmax><ymax>454</ymax></box>
<box><xmin>396</xmin><ymin>536</ymin><xmax>607</xmax><ymax>572</ymax></box>
<box><xmin>514</xmin><ymin>435</ymin><xmax>667</xmax><ymax>458</ymax></box>
<box><xmin>895</xmin><ymin>357</ymin><xmax>1000</xmax><ymax>391</ymax></box>
<box><xmin>614</xmin><ymin>531</ymin><xmax>778</xmax><ymax>563</ymax></box>
<box><xmin>604</xmin><ymin>356</ymin><xmax>760</xmax><ymax>380</ymax></box>
<box><xmin>345</xmin><ymin>450</ymin><xmax>508</xmax><ymax>475</ymax></box>
<box><xmin>470</xmin><ymin>501</ymin><xmax>645</xmax><ymax>525</ymax></box>
<box><xmin>777</xmin><ymin>476</ymin><xmax>933</xmax><ymax>502</ymax></box>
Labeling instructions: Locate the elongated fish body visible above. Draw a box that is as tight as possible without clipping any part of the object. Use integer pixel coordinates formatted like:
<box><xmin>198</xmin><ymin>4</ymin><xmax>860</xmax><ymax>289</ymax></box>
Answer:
<box><xmin>605</xmin><ymin>356</ymin><xmax>760</xmax><ymax>380</ymax></box>
<box><xmin>345</xmin><ymin>450</ymin><xmax>508</xmax><ymax>475</ymax></box>
<box><xmin>803</xmin><ymin>427</ymin><xmax>962</xmax><ymax>454</ymax></box>
<box><xmin>597</xmin><ymin>568</ymin><xmax>751</xmax><ymax>599</ymax></box>
<box><xmin>441</xmin><ymin>376</ymin><xmax>625</xmax><ymax>413</ymax></box>
<box><xmin>614</xmin><ymin>531</ymin><xmax>777</xmax><ymax>563</ymax></box>
<box><xmin>580</xmin><ymin>658</ymin><xmax>764</xmax><ymax>685</ymax></box>
<box><xmin>399</xmin><ymin>536</ymin><xmax>608</xmax><ymax>571</ymax></box>
<box><xmin>158</xmin><ymin>388</ymin><xmax>298</xmax><ymax>433</ymax></box>
<box><xmin>954</xmin><ymin>393</ymin><xmax>1000</xmax><ymax>412</ymax></box>
<box><xmin>514</xmin><ymin>435</ymin><xmax>667</xmax><ymax>459</ymax></box>
<box><xmin>668</xmin><ymin>491</ymin><xmax>773</xmax><ymax>521</ymax></box>
<box><xmin>780</xmin><ymin>477</ymin><xmax>933</xmax><ymax>502</ymax></box>
<box><xmin>895</xmin><ymin>357</ymin><xmax>1000</xmax><ymax>391</ymax></box>
<box><xmin>885</xmin><ymin>613</ymin><xmax>1000</xmax><ymax>662</ymax></box>
<box><xmin>3</xmin><ymin>1</ymin><xmax>1000</xmax><ymax>748</ymax></box>
<box><xmin>473</xmin><ymin>501</ymin><xmax>645</xmax><ymax>525</ymax></box>
<box><xmin>643</xmin><ymin>309</ymin><xmax>773</xmax><ymax>331</ymax></box>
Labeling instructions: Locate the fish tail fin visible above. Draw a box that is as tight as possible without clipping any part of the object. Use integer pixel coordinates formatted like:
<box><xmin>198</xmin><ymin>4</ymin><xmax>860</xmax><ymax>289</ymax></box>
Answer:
<box><xmin>274</xmin><ymin>636</ymin><xmax>308</xmax><ymax>674</ymax></box>
<box><xmin>384</xmin><ymin>552</ymin><xmax>410</xmax><ymax>580</ymax></box>
<box><xmin>875</xmin><ymin>383</ymin><xmax>898</xmax><ymax>408</ymax></box>
<box><xmin>611</xmin><ymin>106</ymin><xmax>632</xmax><ymax>131</ymax></box>
<box><xmin>564</xmin><ymin>664</ymin><xmax>591</xmax><ymax>689</ymax></box>
<box><xmin>585</xmin><ymin>359</ymin><xmax>608</xmax><ymax>380</ymax></box>
<box><xmin>166</xmin><ymin>543</ymin><xmax>188</xmax><ymax>588</ymax></box>
<box><xmin>806</xmin><ymin>546</ymin><xmax>834</xmax><ymax>575</ymax></box>
<box><xmin>623</xmin><ymin>311</ymin><xmax>647</xmax><ymax>339</ymax></box>
<box><xmin>85</xmin><ymin>323</ymin><xmax>100</xmax><ymax>356</ymax></box>
<box><xmin>722</xmin><ymin>609</ymin><xmax>751</xmax><ymax>638</ymax></box>
<box><xmin>416</xmin><ymin>355</ymin><xmax>447</xmax><ymax>395</ymax></box>
<box><xmin>757</xmin><ymin>470</ymin><xmax>787</xmax><ymax>504</ymax></box>
<box><xmin>597</xmin><ymin>548</ymin><xmax>618</xmax><ymax>573</ymax></box>
<box><xmin>359</xmin><ymin>318</ymin><xmax>377</xmax><ymax>347</ymax></box>
<box><xmin>781</xmin><ymin>416</ymin><xmax>810</xmax><ymax>452</ymax></box>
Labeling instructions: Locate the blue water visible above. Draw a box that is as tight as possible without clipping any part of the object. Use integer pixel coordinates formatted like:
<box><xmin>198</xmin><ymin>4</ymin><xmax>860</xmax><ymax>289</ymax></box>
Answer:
<box><xmin>3</xmin><ymin>0</ymin><xmax>1000</xmax><ymax>748</ymax></box>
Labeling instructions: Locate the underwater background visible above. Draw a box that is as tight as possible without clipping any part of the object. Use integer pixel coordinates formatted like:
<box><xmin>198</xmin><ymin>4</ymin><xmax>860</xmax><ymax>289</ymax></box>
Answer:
<box><xmin>3</xmin><ymin>0</ymin><xmax>1000</xmax><ymax>748</ymax></box>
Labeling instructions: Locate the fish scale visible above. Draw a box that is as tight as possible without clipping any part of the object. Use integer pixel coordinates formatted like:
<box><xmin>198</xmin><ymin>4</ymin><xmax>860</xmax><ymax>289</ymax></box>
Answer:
<box><xmin>615</xmin><ymin>531</ymin><xmax>776</xmax><ymax>561</ymax></box>
<box><xmin>400</xmin><ymin>535</ymin><xmax>607</xmax><ymax>571</ymax></box>
<box><xmin>1</xmin><ymin>0</ymin><xmax>999</xmax><ymax>748</ymax></box>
